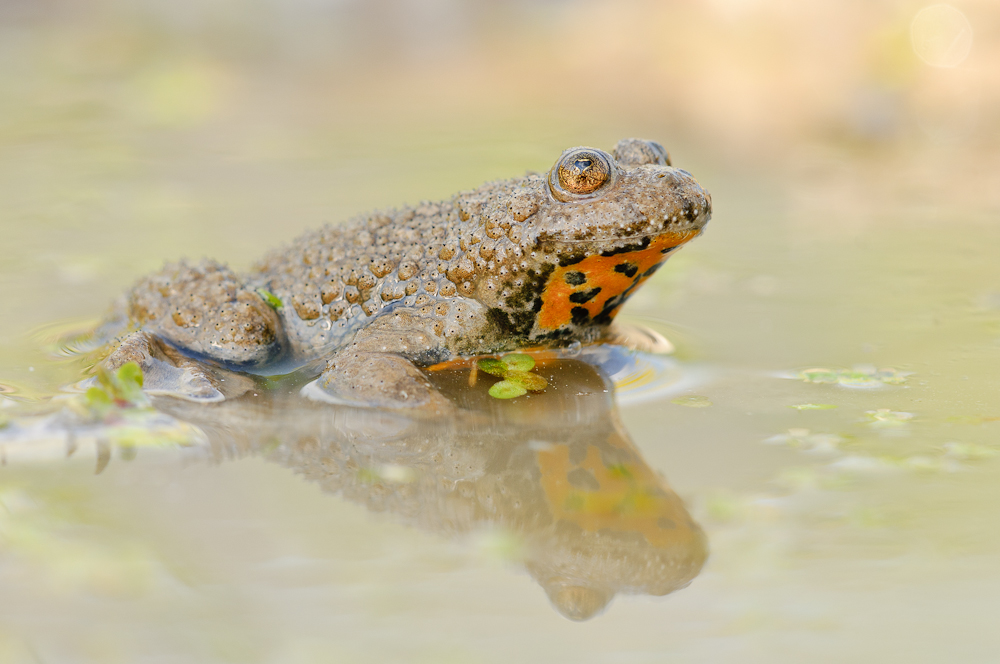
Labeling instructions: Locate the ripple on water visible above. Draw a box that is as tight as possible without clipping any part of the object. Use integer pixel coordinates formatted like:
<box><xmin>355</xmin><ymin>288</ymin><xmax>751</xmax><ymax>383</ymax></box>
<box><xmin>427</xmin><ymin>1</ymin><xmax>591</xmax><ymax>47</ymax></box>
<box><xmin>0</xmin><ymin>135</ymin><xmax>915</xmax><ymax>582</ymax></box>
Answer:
<box><xmin>580</xmin><ymin>345</ymin><xmax>710</xmax><ymax>407</ymax></box>
<box><xmin>29</xmin><ymin>317</ymin><xmax>105</xmax><ymax>360</ymax></box>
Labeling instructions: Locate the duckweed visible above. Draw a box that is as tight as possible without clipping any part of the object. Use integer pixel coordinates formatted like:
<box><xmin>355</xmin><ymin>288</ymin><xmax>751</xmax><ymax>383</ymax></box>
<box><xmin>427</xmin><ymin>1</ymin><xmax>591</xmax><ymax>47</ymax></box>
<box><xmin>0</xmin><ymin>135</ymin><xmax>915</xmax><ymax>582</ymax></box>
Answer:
<box><xmin>763</xmin><ymin>428</ymin><xmax>845</xmax><ymax>453</ymax></box>
<box><xmin>503</xmin><ymin>370</ymin><xmax>547</xmax><ymax>392</ymax></box>
<box><xmin>476</xmin><ymin>358</ymin><xmax>509</xmax><ymax>377</ymax></box>
<box><xmin>488</xmin><ymin>380</ymin><xmax>528</xmax><ymax>399</ymax></box>
<box><xmin>256</xmin><ymin>288</ymin><xmax>283</xmax><ymax>309</ymax></box>
<box><xmin>864</xmin><ymin>409</ymin><xmax>914</xmax><ymax>427</ymax></box>
<box><xmin>671</xmin><ymin>395</ymin><xmax>712</xmax><ymax>407</ymax></box>
<box><xmin>796</xmin><ymin>366</ymin><xmax>910</xmax><ymax>387</ymax></box>
<box><xmin>82</xmin><ymin>362</ymin><xmax>150</xmax><ymax>418</ymax></box>
<box><xmin>941</xmin><ymin>442</ymin><xmax>999</xmax><ymax>460</ymax></box>
<box><xmin>478</xmin><ymin>353</ymin><xmax>548</xmax><ymax>399</ymax></box>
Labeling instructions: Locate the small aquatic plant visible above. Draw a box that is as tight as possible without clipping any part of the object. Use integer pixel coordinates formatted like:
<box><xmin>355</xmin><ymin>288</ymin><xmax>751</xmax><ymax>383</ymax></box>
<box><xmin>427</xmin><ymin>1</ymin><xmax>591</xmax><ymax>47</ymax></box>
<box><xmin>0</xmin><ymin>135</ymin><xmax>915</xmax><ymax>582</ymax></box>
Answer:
<box><xmin>671</xmin><ymin>395</ymin><xmax>712</xmax><ymax>407</ymax></box>
<box><xmin>795</xmin><ymin>366</ymin><xmax>909</xmax><ymax>387</ymax></box>
<box><xmin>477</xmin><ymin>353</ymin><xmax>548</xmax><ymax>399</ymax></box>
<box><xmin>81</xmin><ymin>362</ymin><xmax>150</xmax><ymax>417</ymax></box>
<box><xmin>256</xmin><ymin>288</ymin><xmax>283</xmax><ymax>309</ymax></box>
<box><xmin>864</xmin><ymin>409</ymin><xmax>914</xmax><ymax>427</ymax></box>
<box><xmin>60</xmin><ymin>362</ymin><xmax>204</xmax><ymax>468</ymax></box>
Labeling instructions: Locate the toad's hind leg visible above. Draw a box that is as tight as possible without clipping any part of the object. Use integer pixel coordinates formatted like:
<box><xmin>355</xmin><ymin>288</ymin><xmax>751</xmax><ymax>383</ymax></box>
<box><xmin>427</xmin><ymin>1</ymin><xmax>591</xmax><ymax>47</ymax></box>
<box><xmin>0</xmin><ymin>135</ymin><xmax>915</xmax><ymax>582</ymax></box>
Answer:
<box><xmin>103</xmin><ymin>331</ymin><xmax>256</xmax><ymax>402</ymax></box>
<box><xmin>126</xmin><ymin>259</ymin><xmax>284</xmax><ymax>367</ymax></box>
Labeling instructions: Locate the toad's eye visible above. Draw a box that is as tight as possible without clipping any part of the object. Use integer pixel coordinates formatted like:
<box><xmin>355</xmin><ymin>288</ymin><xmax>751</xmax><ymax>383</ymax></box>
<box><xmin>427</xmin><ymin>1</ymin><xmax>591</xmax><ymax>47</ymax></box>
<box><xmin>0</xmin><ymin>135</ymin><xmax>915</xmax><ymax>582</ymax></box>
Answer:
<box><xmin>549</xmin><ymin>147</ymin><xmax>617</xmax><ymax>202</ymax></box>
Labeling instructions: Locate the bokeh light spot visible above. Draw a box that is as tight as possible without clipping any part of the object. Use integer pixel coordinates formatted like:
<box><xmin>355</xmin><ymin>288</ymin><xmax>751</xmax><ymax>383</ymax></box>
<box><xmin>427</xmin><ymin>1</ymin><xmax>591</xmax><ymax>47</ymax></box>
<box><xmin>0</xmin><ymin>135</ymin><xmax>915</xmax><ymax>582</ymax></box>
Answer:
<box><xmin>910</xmin><ymin>4</ymin><xmax>973</xmax><ymax>68</ymax></box>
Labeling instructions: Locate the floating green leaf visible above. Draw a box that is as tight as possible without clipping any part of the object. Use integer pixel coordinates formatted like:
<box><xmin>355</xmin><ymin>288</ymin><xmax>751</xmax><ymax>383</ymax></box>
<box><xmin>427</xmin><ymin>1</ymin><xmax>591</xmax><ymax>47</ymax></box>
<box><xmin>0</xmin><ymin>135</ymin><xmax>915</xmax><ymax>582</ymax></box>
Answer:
<box><xmin>81</xmin><ymin>362</ymin><xmax>150</xmax><ymax>417</ymax></box>
<box><xmin>864</xmin><ymin>409</ymin><xmax>913</xmax><ymax>427</ymax></box>
<box><xmin>798</xmin><ymin>368</ymin><xmax>840</xmax><ymax>384</ymax></box>
<box><xmin>489</xmin><ymin>380</ymin><xmax>528</xmax><ymax>399</ymax></box>
<box><xmin>875</xmin><ymin>369</ymin><xmax>909</xmax><ymax>385</ymax></box>
<box><xmin>942</xmin><ymin>442</ymin><xmax>999</xmax><ymax>460</ymax></box>
<box><xmin>504</xmin><ymin>370</ymin><xmax>547</xmax><ymax>392</ymax></box>
<box><xmin>256</xmin><ymin>288</ymin><xmax>283</xmax><ymax>309</ymax></box>
<box><xmin>671</xmin><ymin>395</ymin><xmax>712</xmax><ymax>408</ymax></box>
<box><xmin>501</xmin><ymin>353</ymin><xmax>535</xmax><ymax>372</ymax></box>
<box><xmin>795</xmin><ymin>366</ymin><xmax>910</xmax><ymax>387</ymax></box>
<box><xmin>477</xmin><ymin>358</ymin><xmax>508</xmax><ymax>377</ymax></box>
<box><xmin>84</xmin><ymin>386</ymin><xmax>113</xmax><ymax>413</ymax></box>
<box><xmin>480</xmin><ymin>353</ymin><xmax>547</xmax><ymax>399</ymax></box>
<box><xmin>836</xmin><ymin>372</ymin><xmax>882</xmax><ymax>388</ymax></box>
<box><xmin>114</xmin><ymin>362</ymin><xmax>145</xmax><ymax>404</ymax></box>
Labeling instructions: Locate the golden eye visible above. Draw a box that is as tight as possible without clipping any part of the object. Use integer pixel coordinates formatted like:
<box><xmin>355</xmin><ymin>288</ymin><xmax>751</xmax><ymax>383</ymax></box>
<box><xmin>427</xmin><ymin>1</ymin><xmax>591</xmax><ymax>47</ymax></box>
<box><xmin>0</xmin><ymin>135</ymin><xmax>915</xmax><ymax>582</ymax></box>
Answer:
<box><xmin>549</xmin><ymin>148</ymin><xmax>616</xmax><ymax>201</ymax></box>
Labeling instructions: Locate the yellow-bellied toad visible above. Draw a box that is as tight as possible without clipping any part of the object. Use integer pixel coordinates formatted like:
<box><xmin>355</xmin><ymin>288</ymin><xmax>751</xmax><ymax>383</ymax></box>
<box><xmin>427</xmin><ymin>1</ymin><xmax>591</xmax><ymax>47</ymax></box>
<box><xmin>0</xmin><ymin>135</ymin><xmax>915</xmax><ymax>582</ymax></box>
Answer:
<box><xmin>101</xmin><ymin>138</ymin><xmax>712</xmax><ymax>411</ymax></box>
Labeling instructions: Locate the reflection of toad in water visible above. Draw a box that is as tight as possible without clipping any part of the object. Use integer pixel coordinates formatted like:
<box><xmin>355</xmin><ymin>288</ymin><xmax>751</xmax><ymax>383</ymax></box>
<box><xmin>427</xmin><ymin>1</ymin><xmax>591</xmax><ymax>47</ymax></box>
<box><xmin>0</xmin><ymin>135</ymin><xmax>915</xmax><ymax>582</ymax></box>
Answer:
<box><xmin>163</xmin><ymin>358</ymin><xmax>707</xmax><ymax>620</ymax></box>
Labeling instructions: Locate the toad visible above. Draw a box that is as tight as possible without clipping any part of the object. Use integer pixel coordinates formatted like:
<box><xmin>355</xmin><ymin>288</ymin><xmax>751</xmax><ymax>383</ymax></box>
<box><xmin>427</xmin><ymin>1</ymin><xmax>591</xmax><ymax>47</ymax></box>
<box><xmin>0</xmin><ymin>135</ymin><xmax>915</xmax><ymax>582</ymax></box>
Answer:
<box><xmin>99</xmin><ymin>138</ymin><xmax>712</xmax><ymax>412</ymax></box>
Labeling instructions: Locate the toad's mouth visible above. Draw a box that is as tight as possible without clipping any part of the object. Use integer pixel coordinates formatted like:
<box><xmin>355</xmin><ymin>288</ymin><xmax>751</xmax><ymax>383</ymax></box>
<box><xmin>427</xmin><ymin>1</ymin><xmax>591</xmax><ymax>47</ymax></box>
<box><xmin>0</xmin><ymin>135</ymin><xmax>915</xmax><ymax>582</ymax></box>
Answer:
<box><xmin>537</xmin><ymin>225</ymin><xmax>706</xmax><ymax>254</ymax></box>
<box><xmin>537</xmin><ymin>213</ymin><xmax>710</xmax><ymax>249</ymax></box>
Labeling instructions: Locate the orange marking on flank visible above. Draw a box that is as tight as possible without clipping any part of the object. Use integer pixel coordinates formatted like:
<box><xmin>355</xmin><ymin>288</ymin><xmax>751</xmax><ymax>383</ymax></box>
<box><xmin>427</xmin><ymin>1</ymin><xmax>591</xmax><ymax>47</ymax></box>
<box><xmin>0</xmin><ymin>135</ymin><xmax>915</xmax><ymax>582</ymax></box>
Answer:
<box><xmin>536</xmin><ymin>231</ymin><xmax>698</xmax><ymax>330</ymax></box>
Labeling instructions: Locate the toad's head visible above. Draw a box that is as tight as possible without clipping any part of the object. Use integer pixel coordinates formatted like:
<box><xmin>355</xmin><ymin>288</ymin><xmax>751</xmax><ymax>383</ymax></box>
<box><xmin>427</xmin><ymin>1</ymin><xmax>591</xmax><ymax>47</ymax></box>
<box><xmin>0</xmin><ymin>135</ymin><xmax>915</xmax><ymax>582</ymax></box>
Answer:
<box><xmin>468</xmin><ymin>139</ymin><xmax>711</xmax><ymax>342</ymax></box>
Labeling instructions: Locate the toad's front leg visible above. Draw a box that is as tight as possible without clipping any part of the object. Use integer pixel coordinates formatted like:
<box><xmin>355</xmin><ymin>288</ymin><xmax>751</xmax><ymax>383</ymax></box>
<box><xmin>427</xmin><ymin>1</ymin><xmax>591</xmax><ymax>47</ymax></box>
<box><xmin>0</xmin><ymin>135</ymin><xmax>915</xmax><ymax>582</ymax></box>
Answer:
<box><xmin>306</xmin><ymin>350</ymin><xmax>454</xmax><ymax>415</ymax></box>
<box><xmin>302</xmin><ymin>309</ymin><xmax>458</xmax><ymax>415</ymax></box>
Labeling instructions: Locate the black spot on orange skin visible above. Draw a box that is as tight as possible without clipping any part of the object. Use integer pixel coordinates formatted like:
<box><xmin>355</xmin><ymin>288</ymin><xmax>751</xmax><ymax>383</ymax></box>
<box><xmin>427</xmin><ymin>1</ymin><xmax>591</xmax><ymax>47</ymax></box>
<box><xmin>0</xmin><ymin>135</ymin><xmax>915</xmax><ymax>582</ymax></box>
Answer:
<box><xmin>559</xmin><ymin>253</ymin><xmax>587</xmax><ymax>267</ymax></box>
<box><xmin>614</xmin><ymin>263</ymin><xmax>639</xmax><ymax>278</ymax></box>
<box><xmin>571</xmin><ymin>307</ymin><xmax>590</xmax><ymax>325</ymax></box>
<box><xmin>565</xmin><ymin>271</ymin><xmax>587</xmax><ymax>286</ymax></box>
<box><xmin>569</xmin><ymin>287</ymin><xmax>602</xmax><ymax>304</ymax></box>
<box><xmin>600</xmin><ymin>236</ymin><xmax>650</xmax><ymax>257</ymax></box>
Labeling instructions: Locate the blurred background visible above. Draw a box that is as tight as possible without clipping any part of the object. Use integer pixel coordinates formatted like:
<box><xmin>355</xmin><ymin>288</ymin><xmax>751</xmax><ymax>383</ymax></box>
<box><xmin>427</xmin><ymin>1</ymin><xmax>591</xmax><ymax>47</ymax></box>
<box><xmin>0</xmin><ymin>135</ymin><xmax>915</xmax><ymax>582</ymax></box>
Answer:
<box><xmin>0</xmin><ymin>0</ymin><xmax>1000</xmax><ymax>382</ymax></box>
<box><xmin>2</xmin><ymin>1</ymin><xmax>998</xmax><ymax>388</ymax></box>
<box><xmin>2</xmin><ymin>2</ymin><xmax>1000</xmax><ymax>662</ymax></box>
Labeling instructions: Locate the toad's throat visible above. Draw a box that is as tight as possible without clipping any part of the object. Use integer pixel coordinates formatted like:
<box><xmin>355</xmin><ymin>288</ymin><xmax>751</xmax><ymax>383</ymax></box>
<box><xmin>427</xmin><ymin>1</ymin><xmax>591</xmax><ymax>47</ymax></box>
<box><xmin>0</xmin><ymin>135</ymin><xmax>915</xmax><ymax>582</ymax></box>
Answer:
<box><xmin>535</xmin><ymin>230</ymin><xmax>699</xmax><ymax>331</ymax></box>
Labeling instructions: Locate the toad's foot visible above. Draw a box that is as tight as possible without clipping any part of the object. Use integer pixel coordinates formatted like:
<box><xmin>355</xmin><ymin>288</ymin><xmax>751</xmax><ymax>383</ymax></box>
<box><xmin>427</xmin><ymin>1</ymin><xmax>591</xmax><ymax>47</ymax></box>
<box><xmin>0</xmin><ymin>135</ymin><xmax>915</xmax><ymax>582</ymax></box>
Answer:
<box><xmin>303</xmin><ymin>351</ymin><xmax>455</xmax><ymax>416</ymax></box>
<box><xmin>606</xmin><ymin>322</ymin><xmax>675</xmax><ymax>355</ymax></box>
<box><xmin>103</xmin><ymin>331</ymin><xmax>255</xmax><ymax>402</ymax></box>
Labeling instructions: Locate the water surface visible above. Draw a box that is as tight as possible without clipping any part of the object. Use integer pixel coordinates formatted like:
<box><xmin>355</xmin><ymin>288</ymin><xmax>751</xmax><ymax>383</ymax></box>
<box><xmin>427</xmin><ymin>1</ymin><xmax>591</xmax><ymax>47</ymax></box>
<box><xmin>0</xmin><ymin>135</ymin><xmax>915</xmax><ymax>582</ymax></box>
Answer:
<box><xmin>2</xmin><ymin>2</ymin><xmax>1000</xmax><ymax>662</ymax></box>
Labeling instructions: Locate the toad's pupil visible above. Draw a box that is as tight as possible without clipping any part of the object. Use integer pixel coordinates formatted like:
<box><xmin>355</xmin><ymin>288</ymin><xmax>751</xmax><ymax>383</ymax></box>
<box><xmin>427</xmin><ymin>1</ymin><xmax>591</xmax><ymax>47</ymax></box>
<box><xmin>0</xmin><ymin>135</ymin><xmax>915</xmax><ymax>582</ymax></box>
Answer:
<box><xmin>573</xmin><ymin>158</ymin><xmax>593</xmax><ymax>172</ymax></box>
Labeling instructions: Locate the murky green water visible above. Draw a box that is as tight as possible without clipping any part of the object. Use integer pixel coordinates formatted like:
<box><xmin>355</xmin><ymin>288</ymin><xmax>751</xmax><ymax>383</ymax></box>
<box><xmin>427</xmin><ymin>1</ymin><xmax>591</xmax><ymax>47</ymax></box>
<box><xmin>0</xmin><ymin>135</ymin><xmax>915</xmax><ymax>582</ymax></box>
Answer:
<box><xmin>3</xmin><ymin>2</ymin><xmax>1000</xmax><ymax>662</ymax></box>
